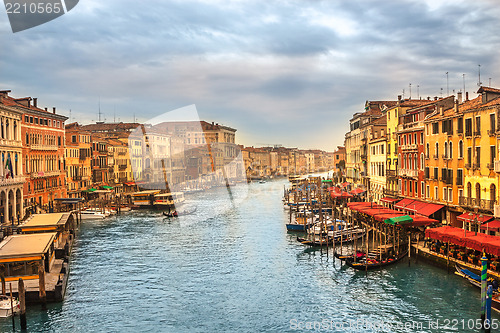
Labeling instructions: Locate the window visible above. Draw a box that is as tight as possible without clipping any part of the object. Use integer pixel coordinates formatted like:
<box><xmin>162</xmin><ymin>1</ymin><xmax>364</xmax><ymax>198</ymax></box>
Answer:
<box><xmin>432</xmin><ymin>122</ymin><xmax>439</xmax><ymax>134</ymax></box>
<box><xmin>448</xmin><ymin>188</ymin><xmax>453</xmax><ymax>202</ymax></box>
<box><xmin>444</xmin><ymin>142</ymin><xmax>448</xmax><ymax>158</ymax></box>
<box><xmin>425</xmin><ymin>167</ymin><xmax>429</xmax><ymax>179</ymax></box>
<box><xmin>458</xmin><ymin>140</ymin><xmax>463</xmax><ymax>158</ymax></box>
<box><xmin>458</xmin><ymin>189</ymin><xmax>463</xmax><ymax>199</ymax></box>
<box><xmin>421</xmin><ymin>182</ymin><xmax>425</xmax><ymax>198</ymax></box>
<box><xmin>467</xmin><ymin>147</ymin><xmax>472</xmax><ymax>165</ymax></box>
<box><xmin>476</xmin><ymin>146</ymin><xmax>481</xmax><ymax>165</ymax></box>
<box><xmin>465</xmin><ymin>118</ymin><xmax>472</xmax><ymax>136</ymax></box>
<box><xmin>72</xmin><ymin>135</ymin><xmax>77</xmax><ymax>143</ymax></box>
<box><xmin>449</xmin><ymin>142</ymin><xmax>453</xmax><ymax>159</ymax></box>
<box><xmin>434</xmin><ymin>186</ymin><xmax>438</xmax><ymax>200</ymax></box>
<box><xmin>387</xmin><ymin>143</ymin><xmax>390</xmax><ymax>155</ymax></box>
<box><xmin>420</xmin><ymin>133</ymin><xmax>423</xmax><ymax>144</ymax></box>
<box><xmin>457</xmin><ymin>169</ymin><xmax>463</xmax><ymax>186</ymax></box>
<box><xmin>490</xmin><ymin>113</ymin><xmax>496</xmax><ymax>133</ymax></box>
<box><xmin>426</xmin><ymin>185</ymin><xmax>430</xmax><ymax>198</ymax></box>
<box><xmin>426</xmin><ymin>143</ymin><xmax>430</xmax><ymax>158</ymax></box>
<box><xmin>433</xmin><ymin>167</ymin><xmax>438</xmax><ymax>179</ymax></box>
<box><xmin>34</xmin><ymin>118</ymin><xmax>38</xmax><ymax>124</ymax></box>
<box><xmin>457</xmin><ymin>117</ymin><xmax>463</xmax><ymax>134</ymax></box>
<box><xmin>475</xmin><ymin>116</ymin><xmax>481</xmax><ymax>134</ymax></box>
<box><xmin>420</xmin><ymin>153</ymin><xmax>424</xmax><ymax>170</ymax></box>
<box><xmin>414</xmin><ymin>133</ymin><xmax>417</xmax><ymax>145</ymax></box>
<box><xmin>443</xmin><ymin>188</ymin><xmax>447</xmax><ymax>201</ymax></box>
<box><xmin>435</xmin><ymin>142</ymin><xmax>439</xmax><ymax>158</ymax></box>
<box><xmin>24</xmin><ymin>116</ymin><xmax>28</xmax><ymax>122</ymax></box>
<box><xmin>491</xmin><ymin>146</ymin><xmax>496</xmax><ymax>165</ymax></box>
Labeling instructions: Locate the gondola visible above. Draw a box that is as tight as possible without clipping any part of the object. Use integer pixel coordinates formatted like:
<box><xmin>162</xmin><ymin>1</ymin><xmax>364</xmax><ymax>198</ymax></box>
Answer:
<box><xmin>334</xmin><ymin>251</ymin><xmax>365</xmax><ymax>261</ymax></box>
<box><xmin>454</xmin><ymin>264</ymin><xmax>499</xmax><ymax>292</ymax></box>
<box><xmin>344</xmin><ymin>251</ymin><xmax>408</xmax><ymax>271</ymax></box>
<box><xmin>454</xmin><ymin>263</ymin><xmax>500</xmax><ymax>313</ymax></box>
<box><xmin>162</xmin><ymin>207</ymin><xmax>197</xmax><ymax>217</ymax></box>
<box><xmin>296</xmin><ymin>236</ymin><xmax>332</xmax><ymax>247</ymax></box>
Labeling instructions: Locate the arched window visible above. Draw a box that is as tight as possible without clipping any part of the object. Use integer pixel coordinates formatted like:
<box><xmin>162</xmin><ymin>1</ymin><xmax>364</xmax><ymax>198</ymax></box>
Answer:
<box><xmin>420</xmin><ymin>153</ymin><xmax>424</xmax><ymax>170</ymax></box>
<box><xmin>414</xmin><ymin>154</ymin><xmax>417</xmax><ymax>170</ymax></box>
<box><xmin>444</xmin><ymin>142</ymin><xmax>448</xmax><ymax>158</ymax></box>
<box><xmin>426</xmin><ymin>143</ymin><xmax>430</xmax><ymax>158</ymax></box>
<box><xmin>476</xmin><ymin>183</ymin><xmax>481</xmax><ymax>201</ymax></box>
<box><xmin>459</xmin><ymin>140</ymin><xmax>463</xmax><ymax>158</ymax></box>
<box><xmin>491</xmin><ymin>184</ymin><xmax>496</xmax><ymax>203</ymax></box>
<box><xmin>467</xmin><ymin>182</ymin><xmax>472</xmax><ymax>198</ymax></box>
<box><xmin>449</xmin><ymin>142</ymin><xmax>453</xmax><ymax>159</ymax></box>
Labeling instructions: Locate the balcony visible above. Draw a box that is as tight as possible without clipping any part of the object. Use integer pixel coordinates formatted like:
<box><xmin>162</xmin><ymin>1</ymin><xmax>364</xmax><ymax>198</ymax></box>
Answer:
<box><xmin>31</xmin><ymin>171</ymin><xmax>62</xmax><ymax>178</ymax></box>
<box><xmin>118</xmin><ymin>151</ymin><xmax>127</xmax><ymax>156</ymax></box>
<box><xmin>495</xmin><ymin>161</ymin><xmax>500</xmax><ymax>173</ymax></box>
<box><xmin>383</xmin><ymin>188</ymin><xmax>399</xmax><ymax>197</ymax></box>
<box><xmin>31</xmin><ymin>144</ymin><xmax>58</xmax><ymax>151</ymax></box>
<box><xmin>72</xmin><ymin>175</ymin><xmax>82</xmax><ymax>181</ymax></box>
<box><xmin>459</xmin><ymin>196</ymin><xmax>496</xmax><ymax>212</ymax></box>
<box><xmin>119</xmin><ymin>164</ymin><xmax>127</xmax><ymax>170</ymax></box>
<box><xmin>433</xmin><ymin>154</ymin><xmax>439</xmax><ymax>159</ymax></box>
<box><xmin>398</xmin><ymin>168</ymin><xmax>418</xmax><ymax>178</ymax></box>
<box><xmin>386</xmin><ymin>170</ymin><xmax>397</xmax><ymax>178</ymax></box>
<box><xmin>401</xmin><ymin>144</ymin><xmax>418</xmax><ymax>151</ymax></box>
<box><xmin>465</xmin><ymin>163</ymin><xmax>471</xmax><ymax>169</ymax></box>
<box><xmin>0</xmin><ymin>176</ymin><xmax>24</xmax><ymax>186</ymax></box>
<box><xmin>0</xmin><ymin>139</ymin><xmax>21</xmax><ymax>147</ymax></box>
<box><xmin>442</xmin><ymin>154</ymin><xmax>449</xmax><ymax>160</ymax></box>
<box><xmin>488</xmin><ymin>129</ymin><xmax>496</xmax><ymax>136</ymax></box>
<box><xmin>465</xmin><ymin>131</ymin><xmax>472</xmax><ymax>138</ymax></box>
<box><xmin>487</xmin><ymin>163</ymin><xmax>494</xmax><ymax>170</ymax></box>
<box><xmin>473</xmin><ymin>163</ymin><xmax>480</xmax><ymax>170</ymax></box>
<box><xmin>360</xmin><ymin>154</ymin><xmax>367</xmax><ymax>160</ymax></box>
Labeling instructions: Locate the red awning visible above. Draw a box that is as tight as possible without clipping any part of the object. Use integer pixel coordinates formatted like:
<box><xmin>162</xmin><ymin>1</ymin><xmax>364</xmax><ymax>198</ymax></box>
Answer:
<box><xmin>481</xmin><ymin>220</ymin><xmax>500</xmax><ymax>233</ymax></box>
<box><xmin>380</xmin><ymin>197</ymin><xmax>399</xmax><ymax>203</ymax></box>
<box><xmin>351</xmin><ymin>188</ymin><xmax>365</xmax><ymax>195</ymax></box>
<box><xmin>394</xmin><ymin>198</ymin><xmax>415</xmax><ymax>209</ymax></box>
<box><xmin>457</xmin><ymin>213</ymin><xmax>494</xmax><ymax>223</ymax></box>
<box><xmin>425</xmin><ymin>226</ymin><xmax>500</xmax><ymax>256</ymax></box>
<box><xmin>409</xmin><ymin>202</ymin><xmax>444</xmax><ymax>217</ymax></box>
<box><xmin>124</xmin><ymin>182</ymin><xmax>136</xmax><ymax>186</ymax></box>
<box><xmin>409</xmin><ymin>215</ymin><xmax>439</xmax><ymax>227</ymax></box>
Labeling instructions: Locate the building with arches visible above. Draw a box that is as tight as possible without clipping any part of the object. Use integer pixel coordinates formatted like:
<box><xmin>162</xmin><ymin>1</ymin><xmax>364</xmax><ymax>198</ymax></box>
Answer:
<box><xmin>0</xmin><ymin>91</ymin><xmax>25</xmax><ymax>222</ymax></box>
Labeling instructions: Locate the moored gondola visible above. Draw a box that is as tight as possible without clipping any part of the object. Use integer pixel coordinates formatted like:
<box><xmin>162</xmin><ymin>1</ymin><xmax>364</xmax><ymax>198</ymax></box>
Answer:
<box><xmin>344</xmin><ymin>251</ymin><xmax>408</xmax><ymax>271</ymax></box>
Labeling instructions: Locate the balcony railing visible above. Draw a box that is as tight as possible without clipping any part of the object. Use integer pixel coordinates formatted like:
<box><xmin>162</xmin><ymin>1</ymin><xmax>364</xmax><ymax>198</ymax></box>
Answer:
<box><xmin>465</xmin><ymin>131</ymin><xmax>472</xmax><ymax>137</ymax></box>
<box><xmin>398</xmin><ymin>169</ymin><xmax>418</xmax><ymax>178</ymax></box>
<box><xmin>488</xmin><ymin>129</ymin><xmax>496</xmax><ymax>136</ymax></box>
<box><xmin>31</xmin><ymin>171</ymin><xmax>62</xmax><ymax>178</ymax></box>
<box><xmin>474</xmin><ymin>131</ymin><xmax>481</xmax><ymax>136</ymax></box>
<box><xmin>487</xmin><ymin>163</ymin><xmax>494</xmax><ymax>170</ymax></box>
<box><xmin>401</xmin><ymin>144</ymin><xmax>418</xmax><ymax>151</ymax></box>
<box><xmin>31</xmin><ymin>144</ymin><xmax>58</xmax><ymax>151</ymax></box>
<box><xmin>383</xmin><ymin>188</ymin><xmax>399</xmax><ymax>197</ymax></box>
<box><xmin>119</xmin><ymin>164</ymin><xmax>127</xmax><ymax>170</ymax></box>
<box><xmin>442</xmin><ymin>154</ymin><xmax>449</xmax><ymax>160</ymax></box>
<box><xmin>72</xmin><ymin>175</ymin><xmax>82</xmax><ymax>181</ymax></box>
<box><xmin>473</xmin><ymin>163</ymin><xmax>480</xmax><ymax>170</ymax></box>
<box><xmin>386</xmin><ymin>170</ymin><xmax>397</xmax><ymax>178</ymax></box>
<box><xmin>0</xmin><ymin>176</ymin><xmax>24</xmax><ymax>185</ymax></box>
<box><xmin>459</xmin><ymin>196</ymin><xmax>496</xmax><ymax>212</ymax></box>
<box><xmin>433</xmin><ymin>154</ymin><xmax>439</xmax><ymax>159</ymax></box>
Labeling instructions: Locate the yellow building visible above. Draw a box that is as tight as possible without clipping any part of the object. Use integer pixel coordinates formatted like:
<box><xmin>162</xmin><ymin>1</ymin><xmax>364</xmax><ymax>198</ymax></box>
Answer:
<box><xmin>461</xmin><ymin>87</ymin><xmax>500</xmax><ymax>224</ymax></box>
<box><xmin>105</xmin><ymin>138</ymin><xmax>132</xmax><ymax>193</ymax></box>
<box><xmin>65</xmin><ymin>123</ymin><xmax>92</xmax><ymax>198</ymax></box>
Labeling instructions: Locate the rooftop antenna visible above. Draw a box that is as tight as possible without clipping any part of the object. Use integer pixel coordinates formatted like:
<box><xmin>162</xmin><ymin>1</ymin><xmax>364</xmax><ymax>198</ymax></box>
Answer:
<box><xmin>478</xmin><ymin>64</ymin><xmax>482</xmax><ymax>87</ymax></box>
<box><xmin>98</xmin><ymin>96</ymin><xmax>103</xmax><ymax>122</ymax></box>
<box><xmin>69</xmin><ymin>109</ymin><xmax>71</xmax><ymax>123</ymax></box>
<box><xmin>463</xmin><ymin>73</ymin><xmax>466</xmax><ymax>94</ymax></box>
<box><xmin>446</xmin><ymin>72</ymin><xmax>449</xmax><ymax>96</ymax></box>
<box><xmin>402</xmin><ymin>88</ymin><xmax>405</xmax><ymax>99</ymax></box>
<box><xmin>409</xmin><ymin>83</ymin><xmax>412</xmax><ymax>99</ymax></box>
<box><xmin>114</xmin><ymin>106</ymin><xmax>116</xmax><ymax>123</ymax></box>
<box><xmin>440</xmin><ymin>88</ymin><xmax>443</xmax><ymax>97</ymax></box>
<box><xmin>417</xmin><ymin>85</ymin><xmax>420</xmax><ymax>99</ymax></box>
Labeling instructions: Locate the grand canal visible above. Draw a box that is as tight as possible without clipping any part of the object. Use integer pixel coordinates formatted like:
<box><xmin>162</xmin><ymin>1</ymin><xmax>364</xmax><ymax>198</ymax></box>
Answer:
<box><xmin>1</xmin><ymin>179</ymin><xmax>495</xmax><ymax>332</ymax></box>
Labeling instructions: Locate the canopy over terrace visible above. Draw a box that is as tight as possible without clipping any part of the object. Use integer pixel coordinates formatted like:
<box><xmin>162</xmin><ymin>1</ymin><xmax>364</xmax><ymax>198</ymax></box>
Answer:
<box><xmin>426</xmin><ymin>226</ymin><xmax>500</xmax><ymax>256</ymax></box>
<box><xmin>481</xmin><ymin>220</ymin><xmax>500</xmax><ymax>233</ymax></box>
<box><xmin>348</xmin><ymin>202</ymin><xmax>438</xmax><ymax>226</ymax></box>
<box><xmin>394</xmin><ymin>198</ymin><xmax>444</xmax><ymax>217</ymax></box>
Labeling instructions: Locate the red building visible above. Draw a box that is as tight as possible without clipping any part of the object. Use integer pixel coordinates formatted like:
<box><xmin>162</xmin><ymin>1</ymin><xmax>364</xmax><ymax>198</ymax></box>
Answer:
<box><xmin>397</xmin><ymin>101</ymin><xmax>436</xmax><ymax>199</ymax></box>
<box><xmin>18</xmin><ymin>98</ymin><xmax>67</xmax><ymax>210</ymax></box>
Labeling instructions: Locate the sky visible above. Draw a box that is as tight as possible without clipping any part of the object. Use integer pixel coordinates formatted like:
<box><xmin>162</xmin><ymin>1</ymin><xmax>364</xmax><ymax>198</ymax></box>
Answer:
<box><xmin>1</xmin><ymin>0</ymin><xmax>500</xmax><ymax>151</ymax></box>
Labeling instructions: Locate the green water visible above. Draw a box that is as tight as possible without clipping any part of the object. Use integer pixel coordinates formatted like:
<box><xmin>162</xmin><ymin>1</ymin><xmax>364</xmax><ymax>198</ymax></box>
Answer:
<box><xmin>0</xmin><ymin>180</ymin><xmax>494</xmax><ymax>332</ymax></box>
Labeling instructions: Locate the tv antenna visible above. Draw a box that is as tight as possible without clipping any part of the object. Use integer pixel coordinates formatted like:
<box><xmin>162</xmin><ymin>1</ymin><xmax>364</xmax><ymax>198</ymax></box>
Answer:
<box><xmin>462</xmin><ymin>74</ymin><xmax>466</xmax><ymax>94</ymax></box>
<box><xmin>409</xmin><ymin>83</ymin><xmax>412</xmax><ymax>99</ymax></box>
<box><xmin>417</xmin><ymin>85</ymin><xmax>420</xmax><ymax>99</ymax></box>
<box><xmin>446</xmin><ymin>72</ymin><xmax>449</xmax><ymax>96</ymax></box>
<box><xmin>478</xmin><ymin>64</ymin><xmax>482</xmax><ymax>87</ymax></box>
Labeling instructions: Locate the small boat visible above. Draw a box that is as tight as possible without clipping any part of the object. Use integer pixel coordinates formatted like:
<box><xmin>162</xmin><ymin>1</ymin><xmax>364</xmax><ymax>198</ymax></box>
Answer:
<box><xmin>0</xmin><ymin>295</ymin><xmax>20</xmax><ymax>318</ymax></box>
<box><xmin>334</xmin><ymin>251</ymin><xmax>365</xmax><ymax>261</ymax></box>
<box><xmin>345</xmin><ymin>251</ymin><xmax>408</xmax><ymax>271</ymax></box>
<box><xmin>454</xmin><ymin>264</ymin><xmax>499</xmax><ymax>292</ymax></box>
<box><xmin>286</xmin><ymin>223</ymin><xmax>312</xmax><ymax>231</ymax></box>
<box><xmin>79</xmin><ymin>209</ymin><xmax>107</xmax><ymax>220</ymax></box>
<box><xmin>259</xmin><ymin>180</ymin><xmax>266</xmax><ymax>184</ymax></box>
<box><xmin>163</xmin><ymin>207</ymin><xmax>197</xmax><ymax>217</ymax></box>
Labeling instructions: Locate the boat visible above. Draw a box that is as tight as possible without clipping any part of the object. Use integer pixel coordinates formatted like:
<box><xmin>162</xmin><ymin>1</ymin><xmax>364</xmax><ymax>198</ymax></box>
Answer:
<box><xmin>131</xmin><ymin>190</ymin><xmax>161</xmax><ymax>208</ymax></box>
<box><xmin>259</xmin><ymin>180</ymin><xmax>266</xmax><ymax>184</ymax></box>
<box><xmin>454</xmin><ymin>264</ymin><xmax>500</xmax><ymax>313</ymax></box>
<box><xmin>286</xmin><ymin>223</ymin><xmax>312</xmax><ymax>231</ymax></box>
<box><xmin>344</xmin><ymin>251</ymin><xmax>408</xmax><ymax>271</ymax></box>
<box><xmin>163</xmin><ymin>207</ymin><xmax>197</xmax><ymax>217</ymax></box>
<box><xmin>154</xmin><ymin>192</ymin><xmax>186</xmax><ymax>209</ymax></box>
<box><xmin>79</xmin><ymin>209</ymin><xmax>107</xmax><ymax>220</ymax></box>
<box><xmin>0</xmin><ymin>295</ymin><xmax>20</xmax><ymax>318</ymax></box>
<box><xmin>296</xmin><ymin>236</ymin><xmax>332</xmax><ymax>246</ymax></box>
<box><xmin>454</xmin><ymin>264</ymin><xmax>499</xmax><ymax>292</ymax></box>
<box><xmin>334</xmin><ymin>251</ymin><xmax>365</xmax><ymax>261</ymax></box>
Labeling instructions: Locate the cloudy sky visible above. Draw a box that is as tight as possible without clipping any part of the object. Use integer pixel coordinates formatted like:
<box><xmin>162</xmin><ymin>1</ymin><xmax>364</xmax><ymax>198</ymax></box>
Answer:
<box><xmin>1</xmin><ymin>0</ymin><xmax>500</xmax><ymax>150</ymax></box>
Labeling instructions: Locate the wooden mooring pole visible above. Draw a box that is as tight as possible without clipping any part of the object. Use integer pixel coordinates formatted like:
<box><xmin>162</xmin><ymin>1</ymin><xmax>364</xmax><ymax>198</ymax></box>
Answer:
<box><xmin>9</xmin><ymin>283</ymin><xmax>14</xmax><ymax>330</ymax></box>
<box><xmin>19</xmin><ymin>278</ymin><xmax>26</xmax><ymax>329</ymax></box>
<box><xmin>38</xmin><ymin>264</ymin><xmax>47</xmax><ymax>310</ymax></box>
<box><xmin>1</xmin><ymin>274</ymin><xmax>5</xmax><ymax>295</ymax></box>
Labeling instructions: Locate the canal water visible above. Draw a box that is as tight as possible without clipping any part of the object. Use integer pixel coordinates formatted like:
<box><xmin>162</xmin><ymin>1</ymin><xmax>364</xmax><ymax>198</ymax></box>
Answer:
<box><xmin>0</xmin><ymin>179</ymin><xmax>494</xmax><ymax>332</ymax></box>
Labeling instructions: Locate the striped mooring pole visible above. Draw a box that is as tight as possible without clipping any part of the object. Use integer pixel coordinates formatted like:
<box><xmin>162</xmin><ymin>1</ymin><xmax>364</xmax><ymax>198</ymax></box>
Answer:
<box><xmin>481</xmin><ymin>254</ymin><xmax>488</xmax><ymax>322</ymax></box>
<box><xmin>486</xmin><ymin>285</ymin><xmax>492</xmax><ymax>333</ymax></box>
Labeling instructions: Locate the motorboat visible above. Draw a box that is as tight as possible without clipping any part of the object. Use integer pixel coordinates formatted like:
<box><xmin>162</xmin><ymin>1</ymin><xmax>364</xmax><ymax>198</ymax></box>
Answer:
<box><xmin>0</xmin><ymin>295</ymin><xmax>20</xmax><ymax>318</ymax></box>
<box><xmin>79</xmin><ymin>209</ymin><xmax>107</xmax><ymax>220</ymax></box>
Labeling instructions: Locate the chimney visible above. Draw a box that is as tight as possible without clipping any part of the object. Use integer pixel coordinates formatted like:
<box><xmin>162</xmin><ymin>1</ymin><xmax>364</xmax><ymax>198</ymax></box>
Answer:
<box><xmin>439</xmin><ymin>106</ymin><xmax>443</xmax><ymax>116</ymax></box>
<box><xmin>427</xmin><ymin>97</ymin><xmax>430</xmax><ymax>100</ymax></box>
<box><xmin>466</xmin><ymin>92</ymin><xmax>469</xmax><ymax>101</ymax></box>
<box><xmin>454</xmin><ymin>100</ymin><xmax>459</xmax><ymax>113</ymax></box>
<box><xmin>53</xmin><ymin>107</ymin><xmax>56</xmax><ymax>114</ymax></box>
<box><xmin>397</xmin><ymin>95</ymin><xmax>402</xmax><ymax>101</ymax></box>
<box><xmin>457</xmin><ymin>92</ymin><xmax>462</xmax><ymax>104</ymax></box>
<box><xmin>0</xmin><ymin>95</ymin><xmax>3</xmax><ymax>103</ymax></box>
<box><xmin>434</xmin><ymin>96</ymin><xmax>438</xmax><ymax>101</ymax></box>
<box><xmin>33</xmin><ymin>98</ymin><xmax>37</xmax><ymax>108</ymax></box>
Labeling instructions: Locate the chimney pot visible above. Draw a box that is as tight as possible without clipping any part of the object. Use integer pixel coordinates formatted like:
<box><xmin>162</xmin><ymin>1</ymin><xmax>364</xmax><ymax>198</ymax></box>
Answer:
<box><xmin>33</xmin><ymin>98</ymin><xmax>37</xmax><ymax>108</ymax></box>
<box><xmin>434</xmin><ymin>96</ymin><xmax>438</xmax><ymax>101</ymax></box>
<box><xmin>466</xmin><ymin>92</ymin><xmax>469</xmax><ymax>100</ymax></box>
<box><xmin>457</xmin><ymin>92</ymin><xmax>462</xmax><ymax>104</ymax></box>
<box><xmin>427</xmin><ymin>97</ymin><xmax>430</xmax><ymax>100</ymax></box>
<box><xmin>53</xmin><ymin>107</ymin><xmax>56</xmax><ymax>114</ymax></box>
<box><xmin>44</xmin><ymin>107</ymin><xmax>47</xmax><ymax>111</ymax></box>
<box><xmin>397</xmin><ymin>95</ymin><xmax>402</xmax><ymax>101</ymax></box>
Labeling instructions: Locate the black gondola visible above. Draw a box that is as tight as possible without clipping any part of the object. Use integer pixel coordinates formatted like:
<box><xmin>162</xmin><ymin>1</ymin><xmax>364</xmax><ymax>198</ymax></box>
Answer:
<box><xmin>334</xmin><ymin>251</ymin><xmax>365</xmax><ymax>261</ymax></box>
<box><xmin>344</xmin><ymin>251</ymin><xmax>408</xmax><ymax>271</ymax></box>
<box><xmin>163</xmin><ymin>207</ymin><xmax>197</xmax><ymax>217</ymax></box>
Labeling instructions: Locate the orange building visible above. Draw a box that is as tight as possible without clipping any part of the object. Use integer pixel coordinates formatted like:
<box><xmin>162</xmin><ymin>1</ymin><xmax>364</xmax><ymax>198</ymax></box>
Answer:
<box><xmin>16</xmin><ymin>98</ymin><xmax>67</xmax><ymax>211</ymax></box>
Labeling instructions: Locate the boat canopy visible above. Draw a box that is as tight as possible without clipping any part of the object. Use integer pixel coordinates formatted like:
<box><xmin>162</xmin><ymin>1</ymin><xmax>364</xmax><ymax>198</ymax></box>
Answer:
<box><xmin>102</xmin><ymin>185</ymin><xmax>114</xmax><ymax>190</ymax></box>
<box><xmin>384</xmin><ymin>215</ymin><xmax>413</xmax><ymax>225</ymax></box>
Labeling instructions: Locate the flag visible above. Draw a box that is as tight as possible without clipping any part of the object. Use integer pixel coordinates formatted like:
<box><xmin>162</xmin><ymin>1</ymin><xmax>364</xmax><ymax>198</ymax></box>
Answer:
<box><xmin>4</xmin><ymin>155</ymin><xmax>13</xmax><ymax>179</ymax></box>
